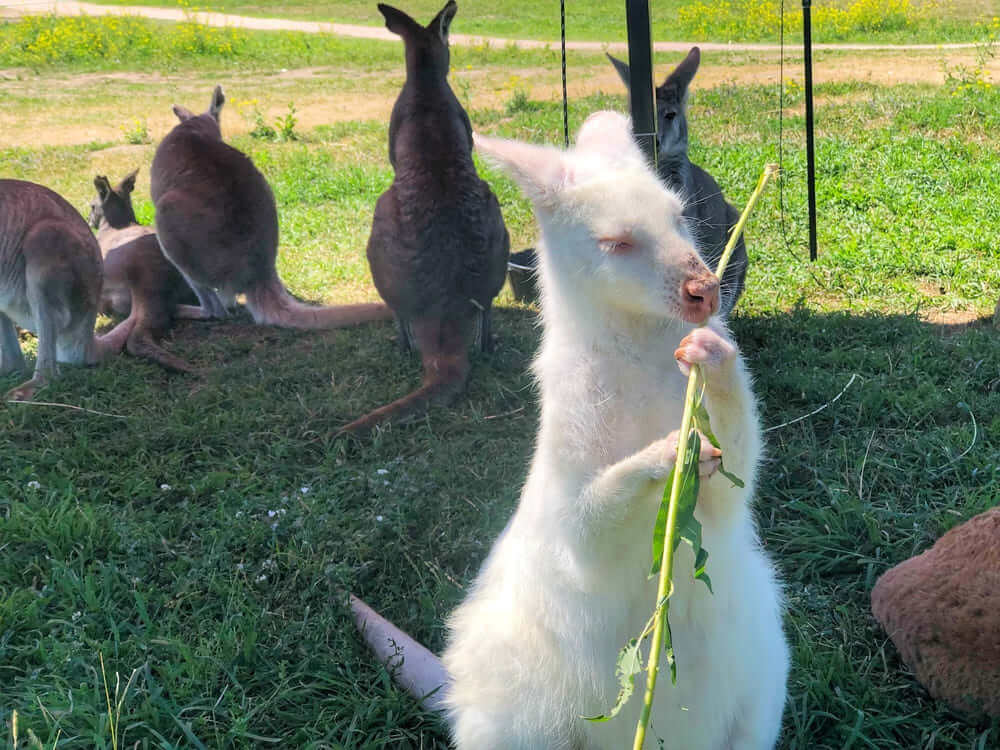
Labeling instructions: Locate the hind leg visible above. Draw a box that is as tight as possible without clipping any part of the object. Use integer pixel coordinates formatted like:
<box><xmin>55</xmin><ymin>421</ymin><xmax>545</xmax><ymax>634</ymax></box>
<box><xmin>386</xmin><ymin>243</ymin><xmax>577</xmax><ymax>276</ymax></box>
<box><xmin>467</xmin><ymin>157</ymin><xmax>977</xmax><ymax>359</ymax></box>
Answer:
<box><xmin>180</xmin><ymin>270</ymin><xmax>228</xmax><ymax>319</ymax></box>
<box><xmin>6</xmin><ymin>299</ymin><xmax>58</xmax><ymax>402</ymax></box>
<box><xmin>156</xmin><ymin>235</ymin><xmax>227</xmax><ymax>319</ymax></box>
<box><xmin>0</xmin><ymin>313</ymin><xmax>26</xmax><ymax>375</ymax></box>
<box><xmin>395</xmin><ymin>316</ymin><xmax>414</xmax><ymax>354</ymax></box>
<box><xmin>477</xmin><ymin>304</ymin><xmax>494</xmax><ymax>354</ymax></box>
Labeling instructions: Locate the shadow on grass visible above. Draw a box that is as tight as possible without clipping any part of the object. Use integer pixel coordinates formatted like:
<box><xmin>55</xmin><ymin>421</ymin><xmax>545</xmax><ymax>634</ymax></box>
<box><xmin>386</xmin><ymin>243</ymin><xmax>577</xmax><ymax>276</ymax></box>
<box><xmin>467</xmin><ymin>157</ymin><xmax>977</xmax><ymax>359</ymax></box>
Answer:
<box><xmin>0</xmin><ymin>304</ymin><xmax>997</xmax><ymax>748</ymax></box>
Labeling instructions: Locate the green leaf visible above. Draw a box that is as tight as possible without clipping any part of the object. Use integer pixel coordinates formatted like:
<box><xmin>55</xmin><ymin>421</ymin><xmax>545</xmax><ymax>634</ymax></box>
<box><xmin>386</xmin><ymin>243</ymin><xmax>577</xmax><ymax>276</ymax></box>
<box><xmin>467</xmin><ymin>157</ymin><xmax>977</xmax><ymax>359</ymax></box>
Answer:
<box><xmin>583</xmin><ymin>637</ymin><xmax>643</xmax><ymax>722</ymax></box>
<box><xmin>691</xmin><ymin>376</ymin><xmax>745</xmax><ymax>489</ymax></box>
<box><xmin>650</xmin><ymin>429</ymin><xmax>701</xmax><ymax>578</ymax></box>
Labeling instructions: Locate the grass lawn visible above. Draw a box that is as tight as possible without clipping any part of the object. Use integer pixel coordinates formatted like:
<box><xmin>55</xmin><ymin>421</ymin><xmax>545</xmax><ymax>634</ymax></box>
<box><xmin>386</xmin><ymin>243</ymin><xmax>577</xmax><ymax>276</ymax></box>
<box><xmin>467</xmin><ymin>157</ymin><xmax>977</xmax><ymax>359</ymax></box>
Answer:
<box><xmin>85</xmin><ymin>0</ymin><xmax>1000</xmax><ymax>44</ymax></box>
<box><xmin>2</xmin><ymin>15</ymin><xmax>1000</xmax><ymax>750</ymax></box>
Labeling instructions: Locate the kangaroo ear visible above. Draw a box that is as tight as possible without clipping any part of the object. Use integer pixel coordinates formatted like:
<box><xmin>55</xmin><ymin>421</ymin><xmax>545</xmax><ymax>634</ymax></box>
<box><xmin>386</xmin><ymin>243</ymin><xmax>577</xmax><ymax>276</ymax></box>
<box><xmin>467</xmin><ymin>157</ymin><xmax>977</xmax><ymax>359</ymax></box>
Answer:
<box><xmin>209</xmin><ymin>85</ymin><xmax>225</xmax><ymax>122</ymax></box>
<box><xmin>429</xmin><ymin>0</ymin><xmax>457</xmax><ymax>43</ymax></box>
<box><xmin>606</xmin><ymin>53</ymin><xmax>632</xmax><ymax>90</ymax></box>
<box><xmin>575</xmin><ymin>111</ymin><xmax>646</xmax><ymax>169</ymax></box>
<box><xmin>474</xmin><ymin>133</ymin><xmax>568</xmax><ymax>209</ymax></box>
<box><xmin>93</xmin><ymin>175</ymin><xmax>112</xmax><ymax>201</ymax></box>
<box><xmin>119</xmin><ymin>168</ymin><xmax>139</xmax><ymax>195</ymax></box>
<box><xmin>378</xmin><ymin>3</ymin><xmax>421</xmax><ymax>37</ymax></box>
<box><xmin>173</xmin><ymin>105</ymin><xmax>195</xmax><ymax>123</ymax></box>
<box><xmin>661</xmin><ymin>46</ymin><xmax>700</xmax><ymax>94</ymax></box>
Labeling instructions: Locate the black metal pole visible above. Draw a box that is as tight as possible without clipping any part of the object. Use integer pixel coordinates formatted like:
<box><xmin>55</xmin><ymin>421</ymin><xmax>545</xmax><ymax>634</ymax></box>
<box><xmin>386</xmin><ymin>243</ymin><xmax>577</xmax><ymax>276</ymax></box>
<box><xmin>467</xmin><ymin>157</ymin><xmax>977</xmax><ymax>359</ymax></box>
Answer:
<box><xmin>802</xmin><ymin>0</ymin><xmax>818</xmax><ymax>261</ymax></box>
<box><xmin>625</xmin><ymin>0</ymin><xmax>657</xmax><ymax>170</ymax></box>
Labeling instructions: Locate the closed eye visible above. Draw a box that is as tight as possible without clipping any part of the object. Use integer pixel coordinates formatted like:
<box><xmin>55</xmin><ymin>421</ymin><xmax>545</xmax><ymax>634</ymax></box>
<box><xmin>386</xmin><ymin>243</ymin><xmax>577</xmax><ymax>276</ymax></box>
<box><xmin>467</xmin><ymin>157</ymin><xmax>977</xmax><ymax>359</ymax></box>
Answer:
<box><xmin>599</xmin><ymin>237</ymin><xmax>635</xmax><ymax>254</ymax></box>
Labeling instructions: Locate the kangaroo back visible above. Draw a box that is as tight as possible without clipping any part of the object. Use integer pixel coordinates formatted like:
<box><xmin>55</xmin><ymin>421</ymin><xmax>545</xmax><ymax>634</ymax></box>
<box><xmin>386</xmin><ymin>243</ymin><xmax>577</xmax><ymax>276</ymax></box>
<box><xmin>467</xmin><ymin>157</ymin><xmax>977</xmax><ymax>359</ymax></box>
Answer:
<box><xmin>344</xmin><ymin>2</ymin><xmax>509</xmax><ymax>435</ymax></box>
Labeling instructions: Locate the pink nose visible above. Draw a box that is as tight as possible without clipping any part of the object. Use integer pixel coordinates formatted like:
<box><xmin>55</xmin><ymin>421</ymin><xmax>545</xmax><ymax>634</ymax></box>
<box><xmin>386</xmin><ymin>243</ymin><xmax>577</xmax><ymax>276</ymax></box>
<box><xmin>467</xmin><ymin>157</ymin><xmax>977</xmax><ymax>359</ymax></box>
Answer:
<box><xmin>680</xmin><ymin>275</ymin><xmax>720</xmax><ymax>323</ymax></box>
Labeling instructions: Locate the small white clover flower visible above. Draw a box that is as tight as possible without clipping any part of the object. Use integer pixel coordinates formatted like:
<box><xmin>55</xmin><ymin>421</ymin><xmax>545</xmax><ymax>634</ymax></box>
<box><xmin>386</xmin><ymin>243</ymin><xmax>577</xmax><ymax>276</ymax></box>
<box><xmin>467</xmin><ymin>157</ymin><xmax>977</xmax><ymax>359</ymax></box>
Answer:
<box><xmin>376</xmin><ymin>469</ymin><xmax>389</xmax><ymax>476</ymax></box>
<box><xmin>160</xmin><ymin>483</ymin><xmax>172</xmax><ymax>491</ymax></box>
<box><xmin>375</xmin><ymin>515</ymin><xmax>384</xmax><ymax>522</ymax></box>
<box><xmin>300</xmin><ymin>485</ymin><xmax>311</xmax><ymax>495</ymax></box>
<box><xmin>27</xmin><ymin>480</ymin><xmax>41</xmax><ymax>490</ymax></box>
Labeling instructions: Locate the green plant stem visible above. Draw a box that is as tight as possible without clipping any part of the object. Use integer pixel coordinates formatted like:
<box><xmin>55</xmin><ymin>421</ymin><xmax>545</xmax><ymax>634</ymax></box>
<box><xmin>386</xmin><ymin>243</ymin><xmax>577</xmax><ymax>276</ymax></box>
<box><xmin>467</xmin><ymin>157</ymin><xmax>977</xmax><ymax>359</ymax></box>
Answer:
<box><xmin>631</xmin><ymin>163</ymin><xmax>778</xmax><ymax>750</ymax></box>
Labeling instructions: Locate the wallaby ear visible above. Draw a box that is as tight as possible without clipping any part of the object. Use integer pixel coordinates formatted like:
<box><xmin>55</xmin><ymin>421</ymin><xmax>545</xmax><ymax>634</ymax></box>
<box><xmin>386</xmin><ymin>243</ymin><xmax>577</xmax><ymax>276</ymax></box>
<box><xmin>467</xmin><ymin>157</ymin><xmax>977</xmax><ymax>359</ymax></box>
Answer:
<box><xmin>428</xmin><ymin>0</ymin><xmax>457</xmax><ymax>43</ymax></box>
<box><xmin>606</xmin><ymin>53</ymin><xmax>631</xmax><ymax>90</ymax></box>
<box><xmin>661</xmin><ymin>46</ymin><xmax>700</xmax><ymax>94</ymax></box>
<box><xmin>118</xmin><ymin>168</ymin><xmax>139</xmax><ymax>195</ymax></box>
<box><xmin>575</xmin><ymin>111</ymin><xmax>645</xmax><ymax>169</ymax></box>
<box><xmin>378</xmin><ymin>3</ymin><xmax>421</xmax><ymax>38</ymax></box>
<box><xmin>474</xmin><ymin>132</ymin><xmax>568</xmax><ymax>209</ymax></box>
<box><xmin>93</xmin><ymin>175</ymin><xmax>112</xmax><ymax>201</ymax></box>
<box><xmin>173</xmin><ymin>105</ymin><xmax>195</xmax><ymax>123</ymax></box>
<box><xmin>209</xmin><ymin>85</ymin><xmax>225</xmax><ymax>122</ymax></box>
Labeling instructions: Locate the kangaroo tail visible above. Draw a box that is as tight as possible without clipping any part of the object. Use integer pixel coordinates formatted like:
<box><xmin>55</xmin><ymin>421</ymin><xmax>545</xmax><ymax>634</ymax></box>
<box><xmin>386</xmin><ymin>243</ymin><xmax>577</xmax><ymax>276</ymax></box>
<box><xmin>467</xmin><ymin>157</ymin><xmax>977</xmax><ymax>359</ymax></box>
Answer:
<box><xmin>245</xmin><ymin>276</ymin><xmax>392</xmax><ymax>330</ymax></box>
<box><xmin>126</xmin><ymin>326</ymin><xmax>194</xmax><ymax>374</ymax></box>
<box><xmin>89</xmin><ymin>316</ymin><xmax>136</xmax><ymax>363</ymax></box>
<box><xmin>349</xmin><ymin>594</ymin><xmax>449</xmax><ymax>712</ymax></box>
<box><xmin>339</xmin><ymin>319</ymin><xmax>471</xmax><ymax>436</ymax></box>
<box><xmin>337</xmin><ymin>373</ymin><xmax>466</xmax><ymax>436</ymax></box>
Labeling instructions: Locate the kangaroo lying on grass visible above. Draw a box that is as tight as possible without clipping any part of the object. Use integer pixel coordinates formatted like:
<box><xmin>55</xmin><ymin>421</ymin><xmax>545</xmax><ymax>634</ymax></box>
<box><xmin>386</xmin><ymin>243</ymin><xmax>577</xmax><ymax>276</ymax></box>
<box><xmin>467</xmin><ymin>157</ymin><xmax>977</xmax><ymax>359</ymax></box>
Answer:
<box><xmin>608</xmin><ymin>47</ymin><xmax>749</xmax><ymax>317</ymax></box>
<box><xmin>352</xmin><ymin>112</ymin><xmax>788</xmax><ymax>748</ymax></box>
<box><xmin>0</xmin><ymin>179</ymin><xmax>133</xmax><ymax>400</ymax></box>
<box><xmin>151</xmin><ymin>86</ymin><xmax>392</xmax><ymax>329</ymax></box>
<box><xmin>339</xmin><ymin>1</ymin><xmax>509</xmax><ymax>435</ymax></box>
<box><xmin>91</xmin><ymin>170</ymin><xmax>200</xmax><ymax>372</ymax></box>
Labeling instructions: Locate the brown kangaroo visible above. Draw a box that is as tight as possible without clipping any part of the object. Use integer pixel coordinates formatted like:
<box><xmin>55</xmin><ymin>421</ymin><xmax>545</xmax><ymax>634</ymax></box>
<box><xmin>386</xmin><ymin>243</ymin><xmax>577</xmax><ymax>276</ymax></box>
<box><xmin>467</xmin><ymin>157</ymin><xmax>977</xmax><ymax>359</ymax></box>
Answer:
<box><xmin>151</xmin><ymin>86</ymin><xmax>392</xmax><ymax>329</ymax></box>
<box><xmin>0</xmin><ymin>179</ymin><xmax>133</xmax><ymax>401</ymax></box>
<box><xmin>90</xmin><ymin>170</ymin><xmax>200</xmax><ymax>373</ymax></box>
<box><xmin>338</xmin><ymin>1</ymin><xmax>510</xmax><ymax>435</ymax></box>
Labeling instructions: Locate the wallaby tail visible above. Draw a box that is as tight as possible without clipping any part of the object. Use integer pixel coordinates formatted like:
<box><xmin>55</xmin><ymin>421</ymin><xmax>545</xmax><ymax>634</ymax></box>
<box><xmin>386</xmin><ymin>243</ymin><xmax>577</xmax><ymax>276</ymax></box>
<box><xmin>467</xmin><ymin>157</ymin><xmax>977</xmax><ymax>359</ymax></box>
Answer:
<box><xmin>339</xmin><ymin>318</ymin><xmax>471</xmax><ymax>436</ymax></box>
<box><xmin>338</xmin><ymin>373</ymin><xmax>467</xmax><ymax>436</ymax></box>
<box><xmin>89</xmin><ymin>316</ymin><xmax>136</xmax><ymax>363</ymax></box>
<box><xmin>126</xmin><ymin>326</ymin><xmax>194</xmax><ymax>374</ymax></box>
<box><xmin>349</xmin><ymin>595</ymin><xmax>449</xmax><ymax>712</ymax></box>
<box><xmin>245</xmin><ymin>276</ymin><xmax>392</xmax><ymax>330</ymax></box>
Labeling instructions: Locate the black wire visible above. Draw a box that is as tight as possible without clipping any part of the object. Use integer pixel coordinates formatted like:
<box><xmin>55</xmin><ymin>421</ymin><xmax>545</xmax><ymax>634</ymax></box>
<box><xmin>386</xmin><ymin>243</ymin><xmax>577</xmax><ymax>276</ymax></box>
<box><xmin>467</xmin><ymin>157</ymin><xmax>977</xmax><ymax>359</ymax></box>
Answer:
<box><xmin>561</xmin><ymin>0</ymin><xmax>569</xmax><ymax>148</ymax></box>
<box><xmin>778</xmin><ymin>0</ymin><xmax>787</xmax><ymax>251</ymax></box>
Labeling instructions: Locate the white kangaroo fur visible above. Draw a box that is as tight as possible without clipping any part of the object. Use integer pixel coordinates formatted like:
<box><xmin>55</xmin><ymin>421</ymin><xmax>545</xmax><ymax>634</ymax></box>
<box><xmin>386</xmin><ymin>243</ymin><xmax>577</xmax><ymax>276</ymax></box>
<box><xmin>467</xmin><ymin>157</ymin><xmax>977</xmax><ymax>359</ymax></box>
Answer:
<box><xmin>354</xmin><ymin>111</ymin><xmax>788</xmax><ymax>749</ymax></box>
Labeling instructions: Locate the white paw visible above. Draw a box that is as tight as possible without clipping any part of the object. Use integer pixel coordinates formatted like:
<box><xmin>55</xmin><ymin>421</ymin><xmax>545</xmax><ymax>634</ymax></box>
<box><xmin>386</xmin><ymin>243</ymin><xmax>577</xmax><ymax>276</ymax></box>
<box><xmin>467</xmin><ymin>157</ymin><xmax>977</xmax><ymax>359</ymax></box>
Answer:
<box><xmin>674</xmin><ymin>327</ymin><xmax>736</xmax><ymax>377</ymax></box>
<box><xmin>643</xmin><ymin>429</ymin><xmax>722</xmax><ymax>480</ymax></box>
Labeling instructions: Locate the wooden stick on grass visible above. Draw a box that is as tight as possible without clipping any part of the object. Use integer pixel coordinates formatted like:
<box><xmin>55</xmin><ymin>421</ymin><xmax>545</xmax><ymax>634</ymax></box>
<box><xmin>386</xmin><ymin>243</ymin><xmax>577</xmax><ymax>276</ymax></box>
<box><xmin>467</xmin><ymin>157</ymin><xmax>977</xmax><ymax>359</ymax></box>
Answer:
<box><xmin>631</xmin><ymin>163</ymin><xmax>779</xmax><ymax>750</ymax></box>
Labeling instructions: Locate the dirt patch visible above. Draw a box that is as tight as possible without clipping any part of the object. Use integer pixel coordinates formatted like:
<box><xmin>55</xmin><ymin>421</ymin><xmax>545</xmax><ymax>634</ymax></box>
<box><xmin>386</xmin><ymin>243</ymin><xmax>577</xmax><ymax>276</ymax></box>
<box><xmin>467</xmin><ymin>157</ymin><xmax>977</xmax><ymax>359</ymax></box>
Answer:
<box><xmin>922</xmin><ymin>309</ymin><xmax>993</xmax><ymax>333</ymax></box>
<box><xmin>1</xmin><ymin>47</ymin><xmax>991</xmax><ymax>148</ymax></box>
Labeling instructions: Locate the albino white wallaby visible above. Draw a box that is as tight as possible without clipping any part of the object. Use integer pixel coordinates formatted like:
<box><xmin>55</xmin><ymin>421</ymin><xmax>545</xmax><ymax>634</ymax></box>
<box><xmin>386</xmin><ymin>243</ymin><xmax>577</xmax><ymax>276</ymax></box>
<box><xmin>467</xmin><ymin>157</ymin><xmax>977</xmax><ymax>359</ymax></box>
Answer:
<box><xmin>0</xmin><ymin>179</ymin><xmax>133</xmax><ymax>401</ymax></box>
<box><xmin>608</xmin><ymin>47</ymin><xmax>749</xmax><ymax>316</ymax></box>
<box><xmin>339</xmin><ymin>1</ymin><xmax>509</xmax><ymax>435</ymax></box>
<box><xmin>91</xmin><ymin>170</ymin><xmax>200</xmax><ymax>372</ymax></box>
<box><xmin>353</xmin><ymin>112</ymin><xmax>788</xmax><ymax>749</ymax></box>
<box><xmin>151</xmin><ymin>86</ymin><xmax>393</xmax><ymax>329</ymax></box>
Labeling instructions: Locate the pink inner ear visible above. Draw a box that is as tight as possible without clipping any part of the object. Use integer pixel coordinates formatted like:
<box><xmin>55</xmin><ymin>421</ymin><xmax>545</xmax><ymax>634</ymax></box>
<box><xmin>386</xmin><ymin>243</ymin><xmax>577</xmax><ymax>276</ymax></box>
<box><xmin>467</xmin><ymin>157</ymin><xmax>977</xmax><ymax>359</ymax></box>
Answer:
<box><xmin>474</xmin><ymin>134</ymin><xmax>569</xmax><ymax>204</ymax></box>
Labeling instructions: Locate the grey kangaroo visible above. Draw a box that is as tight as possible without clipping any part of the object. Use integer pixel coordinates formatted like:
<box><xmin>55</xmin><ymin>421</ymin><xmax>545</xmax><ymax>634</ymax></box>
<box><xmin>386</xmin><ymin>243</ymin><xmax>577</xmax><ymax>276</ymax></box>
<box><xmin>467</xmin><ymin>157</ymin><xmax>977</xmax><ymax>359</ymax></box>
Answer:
<box><xmin>90</xmin><ymin>170</ymin><xmax>200</xmax><ymax>372</ymax></box>
<box><xmin>0</xmin><ymin>179</ymin><xmax>133</xmax><ymax>401</ymax></box>
<box><xmin>608</xmin><ymin>47</ymin><xmax>749</xmax><ymax>316</ymax></box>
<box><xmin>339</xmin><ymin>1</ymin><xmax>509</xmax><ymax>435</ymax></box>
<box><xmin>151</xmin><ymin>86</ymin><xmax>393</xmax><ymax>329</ymax></box>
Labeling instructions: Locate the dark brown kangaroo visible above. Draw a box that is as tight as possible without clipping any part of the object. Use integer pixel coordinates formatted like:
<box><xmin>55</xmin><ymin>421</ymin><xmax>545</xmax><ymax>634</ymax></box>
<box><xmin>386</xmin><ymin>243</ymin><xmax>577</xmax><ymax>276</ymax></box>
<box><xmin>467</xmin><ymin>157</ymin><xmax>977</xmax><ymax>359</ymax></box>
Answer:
<box><xmin>608</xmin><ymin>47</ymin><xmax>749</xmax><ymax>316</ymax></box>
<box><xmin>0</xmin><ymin>179</ymin><xmax>133</xmax><ymax>401</ymax></box>
<box><xmin>151</xmin><ymin>86</ymin><xmax>392</xmax><ymax>328</ymax></box>
<box><xmin>339</xmin><ymin>1</ymin><xmax>509</xmax><ymax>435</ymax></box>
<box><xmin>91</xmin><ymin>170</ymin><xmax>200</xmax><ymax>373</ymax></box>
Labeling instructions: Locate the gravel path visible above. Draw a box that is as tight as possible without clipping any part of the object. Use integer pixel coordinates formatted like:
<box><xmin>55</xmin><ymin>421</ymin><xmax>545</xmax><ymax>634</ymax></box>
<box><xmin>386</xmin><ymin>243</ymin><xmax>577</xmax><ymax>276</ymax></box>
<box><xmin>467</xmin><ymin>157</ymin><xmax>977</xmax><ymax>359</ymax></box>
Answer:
<box><xmin>0</xmin><ymin>0</ymin><xmax>979</xmax><ymax>52</ymax></box>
